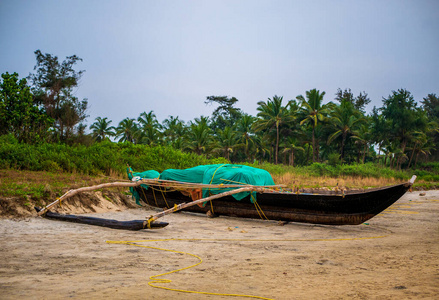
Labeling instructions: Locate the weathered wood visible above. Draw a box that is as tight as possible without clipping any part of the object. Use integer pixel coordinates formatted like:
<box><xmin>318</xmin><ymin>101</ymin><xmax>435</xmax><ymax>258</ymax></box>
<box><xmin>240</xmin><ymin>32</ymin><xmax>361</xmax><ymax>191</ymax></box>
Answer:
<box><xmin>145</xmin><ymin>187</ymin><xmax>264</xmax><ymax>228</ymax></box>
<box><xmin>35</xmin><ymin>207</ymin><xmax>168</xmax><ymax>230</ymax></box>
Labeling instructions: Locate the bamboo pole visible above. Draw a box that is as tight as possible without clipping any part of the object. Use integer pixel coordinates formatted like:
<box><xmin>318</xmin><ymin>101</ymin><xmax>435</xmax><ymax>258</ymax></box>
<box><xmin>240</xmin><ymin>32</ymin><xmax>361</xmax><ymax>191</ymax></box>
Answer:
<box><xmin>143</xmin><ymin>186</ymin><xmax>265</xmax><ymax>228</ymax></box>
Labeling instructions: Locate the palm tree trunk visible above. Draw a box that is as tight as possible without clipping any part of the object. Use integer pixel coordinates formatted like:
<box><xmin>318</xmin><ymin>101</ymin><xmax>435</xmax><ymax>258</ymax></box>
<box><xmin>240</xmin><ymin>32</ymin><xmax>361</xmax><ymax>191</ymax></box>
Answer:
<box><xmin>275</xmin><ymin>124</ymin><xmax>279</xmax><ymax>164</ymax></box>
<box><xmin>376</xmin><ymin>142</ymin><xmax>383</xmax><ymax>165</ymax></box>
<box><xmin>306</xmin><ymin>143</ymin><xmax>311</xmax><ymax>164</ymax></box>
<box><xmin>407</xmin><ymin>143</ymin><xmax>417</xmax><ymax>169</ymax></box>
<box><xmin>362</xmin><ymin>144</ymin><xmax>367</xmax><ymax>163</ymax></box>
<box><xmin>414</xmin><ymin>152</ymin><xmax>420</xmax><ymax>168</ymax></box>
<box><xmin>312</xmin><ymin>126</ymin><xmax>316</xmax><ymax>162</ymax></box>
<box><xmin>398</xmin><ymin>140</ymin><xmax>407</xmax><ymax>170</ymax></box>
<box><xmin>340</xmin><ymin>132</ymin><xmax>346</xmax><ymax>164</ymax></box>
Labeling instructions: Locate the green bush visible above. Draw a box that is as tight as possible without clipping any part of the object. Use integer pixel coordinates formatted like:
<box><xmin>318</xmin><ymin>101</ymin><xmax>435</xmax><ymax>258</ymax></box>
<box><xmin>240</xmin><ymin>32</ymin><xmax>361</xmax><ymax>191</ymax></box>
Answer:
<box><xmin>0</xmin><ymin>135</ymin><xmax>436</xmax><ymax>183</ymax></box>
<box><xmin>0</xmin><ymin>137</ymin><xmax>227</xmax><ymax>176</ymax></box>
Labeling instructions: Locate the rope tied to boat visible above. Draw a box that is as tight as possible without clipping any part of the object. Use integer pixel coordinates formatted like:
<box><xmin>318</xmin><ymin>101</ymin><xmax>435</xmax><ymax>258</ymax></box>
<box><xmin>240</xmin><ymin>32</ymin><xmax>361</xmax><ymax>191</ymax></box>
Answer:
<box><xmin>209</xmin><ymin>200</ymin><xmax>215</xmax><ymax>215</ymax></box>
<box><xmin>144</xmin><ymin>216</ymin><xmax>154</xmax><ymax>229</ymax></box>
<box><xmin>251</xmin><ymin>194</ymin><xmax>269</xmax><ymax>220</ymax></box>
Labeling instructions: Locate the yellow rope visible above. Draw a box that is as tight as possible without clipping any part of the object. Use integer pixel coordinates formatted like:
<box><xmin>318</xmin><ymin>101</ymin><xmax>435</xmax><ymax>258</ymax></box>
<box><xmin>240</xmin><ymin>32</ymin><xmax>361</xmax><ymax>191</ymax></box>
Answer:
<box><xmin>209</xmin><ymin>164</ymin><xmax>227</xmax><ymax>184</ymax></box>
<box><xmin>220</xmin><ymin>178</ymin><xmax>248</xmax><ymax>185</ymax></box>
<box><xmin>107</xmin><ymin>240</ymin><xmax>274</xmax><ymax>299</ymax></box>
<box><xmin>251</xmin><ymin>194</ymin><xmax>269</xmax><ymax>220</ymax></box>
<box><xmin>159</xmin><ymin>186</ymin><xmax>170</xmax><ymax>208</ymax></box>
<box><xmin>208</xmin><ymin>164</ymin><xmax>227</xmax><ymax>194</ymax></box>
<box><xmin>210</xmin><ymin>200</ymin><xmax>215</xmax><ymax>214</ymax></box>
<box><xmin>152</xmin><ymin>188</ymin><xmax>159</xmax><ymax>207</ymax></box>
<box><xmin>255</xmin><ymin>201</ymin><xmax>269</xmax><ymax>220</ymax></box>
<box><xmin>106</xmin><ymin>235</ymin><xmax>387</xmax><ymax>299</ymax></box>
<box><xmin>140</xmin><ymin>188</ymin><xmax>150</xmax><ymax>206</ymax></box>
<box><xmin>144</xmin><ymin>216</ymin><xmax>154</xmax><ymax>229</ymax></box>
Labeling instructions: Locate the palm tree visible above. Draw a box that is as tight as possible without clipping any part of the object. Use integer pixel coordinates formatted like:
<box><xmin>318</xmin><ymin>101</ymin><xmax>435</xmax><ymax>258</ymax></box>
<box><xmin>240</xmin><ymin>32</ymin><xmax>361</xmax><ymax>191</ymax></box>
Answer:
<box><xmin>236</xmin><ymin>114</ymin><xmax>256</xmax><ymax>162</ymax></box>
<box><xmin>253</xmin><ymin>95</ymin><xmax>294</xmax><ymax>164</ymax></box>
<box><xmin>89</xmin><ymin>117</ymin><xmax>115</xmax><ymax>142</ymax></box>
<box><xmin>281</xmin><ymin>137</ymin><xmax>305</xmax><ymax>166</ymax></box>
<box><xmin>414</xmin><ymin>140</ymin><xmax>435</xmax><ymax>167</ymax></box>
<box><xmin>137</xmin><ymin>111</ymin><xmax>162</xmax><ymax>146</ymax></box>
<box><xmin>115</xmin><ymin>118</ymin><xmax>138</xmax><ymax>143</ymax></box>
<box><xmin>352</xmin><ymin>124</ymin><xmax>371</xmax><ymax>163</ymax></box>
<box><xmin>253</xmin><ymin>133</ymin><xmax>272</xmax><ymax>163</ymax></box>
<box><xmin>184</xmin><ymin>116</ymin><xmax>213</xmax><ymax>155</ymax></box>
<box><xmin>327</xmin><ymin>100</ymin><xmax>366</xmax><ymax>163</ymax></box>
<box><xmin>213</xmin><ymin>126</ymin><xmax>238</xmax><ymax>161</ymax></box>
<box><xmin>370</xmin><ymin>107</ymin><xmax>389</xmax><ymax>164</ymax></box>
<box><xmin>297</xmin><ymin>89</ymin><xmax>331</xmax><ymax>162</ymax></box>
<box><xmin>162</xmin><ymin>116</ymin><xmax>186</xmax><ymax>148</ymax></box>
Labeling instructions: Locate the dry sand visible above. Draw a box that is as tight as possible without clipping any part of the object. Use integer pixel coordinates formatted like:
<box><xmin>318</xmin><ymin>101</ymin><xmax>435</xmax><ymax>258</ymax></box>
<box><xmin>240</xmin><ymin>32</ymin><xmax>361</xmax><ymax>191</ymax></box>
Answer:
<box><xmin>0</xmin><ymin>191</ymin><xmax>438</xmax><ymax>299</ymax></box>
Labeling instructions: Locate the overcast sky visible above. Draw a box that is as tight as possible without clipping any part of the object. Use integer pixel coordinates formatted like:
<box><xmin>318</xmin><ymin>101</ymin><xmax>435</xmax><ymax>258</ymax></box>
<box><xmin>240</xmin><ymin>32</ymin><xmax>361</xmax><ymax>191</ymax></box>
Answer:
<box><xmin>1</xmin><ymin>0</ymin><xmax>438</xmax><ymax>128</ymax></box>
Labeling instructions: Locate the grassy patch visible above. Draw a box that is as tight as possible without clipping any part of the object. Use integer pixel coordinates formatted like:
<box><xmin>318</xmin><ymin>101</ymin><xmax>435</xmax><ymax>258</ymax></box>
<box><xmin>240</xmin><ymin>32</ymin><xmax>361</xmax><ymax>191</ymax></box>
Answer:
<box><xmin>0</xmin><ymin>169</ymin><xmax>118</xmax><ymax>201</ymax></box>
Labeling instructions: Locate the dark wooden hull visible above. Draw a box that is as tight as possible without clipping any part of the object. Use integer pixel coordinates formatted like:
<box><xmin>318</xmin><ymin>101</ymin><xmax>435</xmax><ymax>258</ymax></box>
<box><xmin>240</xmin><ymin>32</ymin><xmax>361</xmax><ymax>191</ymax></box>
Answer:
<box><xmin>135</xmin><ymin>182</ymin><xmax>412</xmax><ymax>225</ymax></box>
<box><xmin>35</xmin><ymin>207</ymin><xmax>168</xmax><ymax>230</ymax></box>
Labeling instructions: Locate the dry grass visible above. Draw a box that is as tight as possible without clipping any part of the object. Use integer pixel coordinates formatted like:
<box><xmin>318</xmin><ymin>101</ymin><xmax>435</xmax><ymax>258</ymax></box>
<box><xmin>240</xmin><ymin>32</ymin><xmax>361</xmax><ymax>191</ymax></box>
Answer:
<box><xmin>272</xmin><ymin>172</ymin><xmax>402</xmax><ymax>190</ymax></box>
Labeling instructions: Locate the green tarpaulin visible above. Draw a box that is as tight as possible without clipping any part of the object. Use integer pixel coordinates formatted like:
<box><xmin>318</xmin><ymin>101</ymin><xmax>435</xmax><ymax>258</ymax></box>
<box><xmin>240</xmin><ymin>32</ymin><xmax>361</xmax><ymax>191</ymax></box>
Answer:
<box><xmin>129</xmin><ymin>164</ymin><xmax>275</xmax><ymax>204</ymax></box>
<box><xmin>127</xmin><ymin>167</ymin><xmax>160</xmax><ymax>205</ymax></box>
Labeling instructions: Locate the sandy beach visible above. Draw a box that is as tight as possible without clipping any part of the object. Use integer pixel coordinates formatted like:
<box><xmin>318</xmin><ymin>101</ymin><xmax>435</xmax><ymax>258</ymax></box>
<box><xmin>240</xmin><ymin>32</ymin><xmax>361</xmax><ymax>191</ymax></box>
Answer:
<box><xmin>0</xmin><ymin>190</ymin><xmax>438</xmax><ymax>299</ymax></box>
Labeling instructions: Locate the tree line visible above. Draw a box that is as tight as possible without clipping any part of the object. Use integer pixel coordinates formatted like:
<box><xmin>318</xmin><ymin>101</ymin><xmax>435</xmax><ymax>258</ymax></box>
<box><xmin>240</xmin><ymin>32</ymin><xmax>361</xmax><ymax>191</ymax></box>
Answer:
<box><xmin>1</xmin><ymin>51</ymin><xmax>438</xmax><ymax>169</ymax></box>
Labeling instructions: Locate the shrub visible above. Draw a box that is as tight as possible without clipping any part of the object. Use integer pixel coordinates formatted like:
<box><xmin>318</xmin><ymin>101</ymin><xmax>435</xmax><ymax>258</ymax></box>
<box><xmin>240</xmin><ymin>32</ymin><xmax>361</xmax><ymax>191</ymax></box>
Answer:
<box><xmin>0</xmin><ymin>137</ymin><xmax>228</xmax><ymax>176</ymax></box>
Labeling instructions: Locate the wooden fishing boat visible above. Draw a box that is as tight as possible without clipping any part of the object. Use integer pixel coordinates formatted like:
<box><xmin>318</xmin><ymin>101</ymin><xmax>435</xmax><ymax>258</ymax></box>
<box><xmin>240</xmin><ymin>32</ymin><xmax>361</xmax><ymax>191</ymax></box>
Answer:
<box><xmin>134</xmin><ymin>175</ymin><xmax>416</xmax><ymax>225</ymax></box>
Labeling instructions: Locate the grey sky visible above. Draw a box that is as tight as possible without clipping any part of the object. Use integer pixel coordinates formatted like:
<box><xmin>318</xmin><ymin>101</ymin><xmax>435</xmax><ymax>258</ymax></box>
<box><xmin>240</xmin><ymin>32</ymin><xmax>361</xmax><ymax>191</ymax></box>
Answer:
<box><xmin>1</xmin><ymin>0</ymin><xmax>438</xmax><ymax>127</ymax></box>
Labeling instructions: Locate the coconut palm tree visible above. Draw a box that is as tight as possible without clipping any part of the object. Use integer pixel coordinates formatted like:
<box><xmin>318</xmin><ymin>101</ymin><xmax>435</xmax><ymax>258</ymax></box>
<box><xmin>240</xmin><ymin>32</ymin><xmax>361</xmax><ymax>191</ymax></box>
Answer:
<box><xmin>370</xmin><ymin>107</ymin><xmax>389</xmax><ymax>164</ymax></box>
<box><xmin>235</xmin><ymin>114</ymin><xmax>256</xmax><ymax>162</ymax></box>
<box><xmin>253</xmin><ymin>133</ymin><xmax>272</xmax><ymax>163</ymax></box>
<box><xmin>281</xmin><ymin>137</ymin><xmax>305</xmax><ymax>166</ymax></box>
<box><xmin>253</xmin><ymin>95</ymin><xmax>294</xmax><ymax>164</ymax></box>
<box><xmin>414</xmin><ymin>140</ymin><xmax>435</xmax><ymax>167</ymax></box>
<box><xmin>213</xmin><ymin>126</ymin><xmax>238</xmax><ymax>161</ymax></box>
<box><xmin>297</xmin><ymin>89</ymin><xmax>331</xmax><ymax>162</ymax></box>
<box><xmin>115</xmin><ymin>118</ymin><xmax>138</xmax><ymax>143</ymax></box>
<box><xmin>162</xmin><ymin>116</ymin><xmax>186</xmax><ymax>148</ymax></box>
<box><xmin>89</xmin><ymin>117</ymin><xmax>115</xmax><ymax>142</ymax></box>
<box><xmin>352</xmin><ymin>123</ymin><xmax>371</xmax><ymax>164</ymax></box>
<box><xmin>184</xmin><ymin>116</ymin><xmax>213</xmax><ymax>155</ymax></box>
<box><xmin>137</xmin><ymin>111</ymin><xmax>162</xmax><ymax>146</ymax></box>
<box><xmin>327</xmin><ymin>100</ymin><xmax>366</xmax><ymax>163</ymax></box>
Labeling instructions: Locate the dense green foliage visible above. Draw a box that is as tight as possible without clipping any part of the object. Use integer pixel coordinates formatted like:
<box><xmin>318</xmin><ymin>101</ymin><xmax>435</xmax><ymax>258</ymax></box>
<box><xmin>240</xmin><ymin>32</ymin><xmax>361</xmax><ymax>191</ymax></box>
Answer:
<box><xmin>0</xmin><ymin>72</ymin><xmax>52</xmax><ymax>143</ymax></box>
<box><xmin>0</xmin><ymin>135</ymin><xmax>227</xmax><ymax>175</ymax></box>
<box><xmin>1</xmin><ymin>134</ymin><xmax>437</xmax><ymax>189</ymax></box>
<box><xmin>84</xmin><ymin>89</ymin><xmax>436</xmax><ymax>169</ymax></box>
